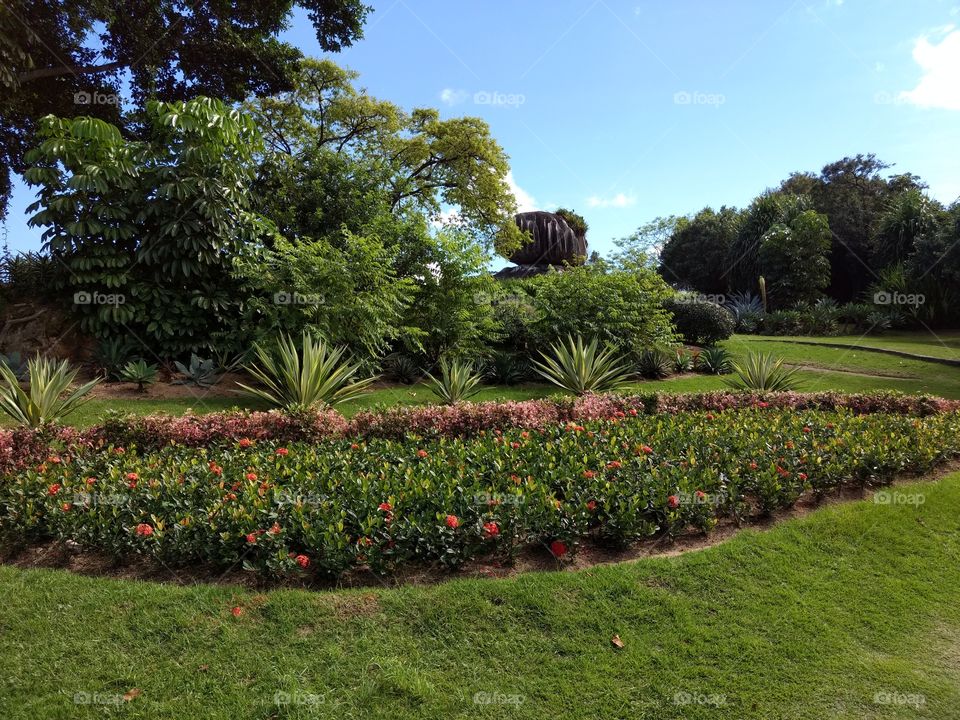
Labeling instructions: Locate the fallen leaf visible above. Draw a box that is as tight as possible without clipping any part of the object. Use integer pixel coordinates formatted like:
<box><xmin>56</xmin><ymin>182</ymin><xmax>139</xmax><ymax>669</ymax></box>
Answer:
<box><xmin>611</xmin><ymin>634</ymin><xmax>625</xmax><ymax>649</ymax></box>
<box><xmin>123</xmin><ymin>688</ymin><xmax>142</xmax><ymax>702</ymax></box>
<box><xmin>198</xmin><ymin>664</ymin><xmax>209</xmax><ymax>672</ymax></box>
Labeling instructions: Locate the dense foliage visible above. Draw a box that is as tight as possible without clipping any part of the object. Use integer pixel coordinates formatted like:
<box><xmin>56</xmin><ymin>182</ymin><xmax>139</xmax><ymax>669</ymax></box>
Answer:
<box><xmin>4</xmin><ymin>405</ymin><xmax>958</xmax><ymax>577</ymax></box>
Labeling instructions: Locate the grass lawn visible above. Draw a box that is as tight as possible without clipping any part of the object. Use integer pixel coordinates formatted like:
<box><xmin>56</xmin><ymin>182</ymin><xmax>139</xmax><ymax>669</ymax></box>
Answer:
<box><xmin>36</xmin><ymin>331</ymin><xmax>960</xmax><ymax>428</ymax></box>
<box><xmin>2</xmin><ymin>472</ymin><xmax>958</xmax><ymax>718</ymax></box>
<box><xmin>771</xmin><ymin>331</ymin><xmax>960</xmax><ymax>361</ymax></box>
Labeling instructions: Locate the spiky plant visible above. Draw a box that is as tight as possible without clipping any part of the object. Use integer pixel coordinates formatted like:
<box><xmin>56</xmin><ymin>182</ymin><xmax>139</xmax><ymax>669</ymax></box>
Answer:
<box><xmin>237</xmin><ymin>331</ymin><xmax>373</xmax><ymax>410</ymax></box>
<box><xmin>725</xmin><ymin>352</ymin><xmax>802</xmax><ymax>391</ymax></box>
<box><xmin>424</xmin><ymin>357</ymin><xmax>484</xmax><ymax>405</ymax></box>
<box><xmin>637</xmin><ymin>347</ymin><xmax>673</xmax><ymax>379</ymax></box>
<box><xmin>696</xmin><ymin>346</ymin><xmax>734</xmax><ymax>375</ymax></box>
<box><xmin>118</xmin><ymin>359</ymin><xmax>158</xmax><ymax>393</ymax></box>
<box><xmin>532</xmin><ymin>335</ymin><xmax>633</xmax><ymax>396</ymax></box>
<box><xmin>0</xmin><ymin>355</ymin><xmax>100</xmax><ymax>427</ymax></box>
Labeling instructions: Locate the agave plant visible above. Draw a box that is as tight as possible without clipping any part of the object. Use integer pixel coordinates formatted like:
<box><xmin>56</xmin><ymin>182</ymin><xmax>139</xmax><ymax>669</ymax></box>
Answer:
<box><xmin>383</xmin><ymin>353</ymin><xmax>422</xmax><ymax>385</ymax></box>
<box><xmin>485</xmin><ymin>350</ymin><xmax>529</xmax><ymax>385</ymax></box>
<box><xmin>424</xmin><ymin>357</ymin><xmax>484</xmax><ymax>405</ymax></box>
<box><xmin>674</xmin><ymin>348</ymin><xmax>695</xmax><ymax>374</ymax></box>
<box><xmin>174</xmin><ymin>354</ymin><xmax>222</xmax><ymax>388</ymax></box>
<box><xmin>119</xmin><ymin>359</ymin><xmax>158</xmax><ymax>393</ymax></box>
<box><xmin>237</xmin><ymin>331</ymin><xmax>374</xmax><ymax>410</ymax></box>
<box><xmin>0</xmin><ymin>351</ymin><xmax>28</xmax><ymax>381</ymax></box>
<box><xmin>725</xmin><ymin>352</ymin><xmax>801</xmax><ymax>391</ymax></box>
<box><xmin>696</xmin><ymin>346</ymin><xmax>733</xmax><ymax>375</ymax></box>
<box><xmin>94</xmin><ymin>337</ymin><xmax>136</xmax><ymax>380</ymax></box>
<box><xmin>533</xmin><ymin>335</ymin><xmax>633</xmax><ymax>396</ymax></box>
<box><xmin>0</xmin><ymin>355</ymin><xmax>100</xmax><ymax>427</ymax></box>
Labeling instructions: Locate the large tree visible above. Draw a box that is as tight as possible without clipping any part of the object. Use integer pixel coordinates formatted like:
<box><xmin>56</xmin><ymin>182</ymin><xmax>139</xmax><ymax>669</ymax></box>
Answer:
<box><xmin>0</xmin><ymin>0</ymin><xmax>370</xmax><ymax>217</ymax></box>
<box><xmin>657</xmin><ymin>206</ymin><xmax>741</xmax><ymax>295</ymax></box>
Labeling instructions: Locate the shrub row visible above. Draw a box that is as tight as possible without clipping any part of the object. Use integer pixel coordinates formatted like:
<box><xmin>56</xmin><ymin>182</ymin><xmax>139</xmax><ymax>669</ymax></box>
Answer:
<box><xmin>2</xmin><ymin>391</ymin><xmax>957</xmax><ymax>475</ymax></box>
<box><xmin>3</xmin><ymin>408</ymin><xmax>958</xmax><ymax>578</ymax></box>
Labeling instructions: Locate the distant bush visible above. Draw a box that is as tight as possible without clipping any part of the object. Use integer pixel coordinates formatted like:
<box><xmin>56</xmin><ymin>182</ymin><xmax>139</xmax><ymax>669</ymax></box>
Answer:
<box><xmin>666</xmin><ymin>298</ymin><xmax>735</xmax><ymax>346</ymax></box>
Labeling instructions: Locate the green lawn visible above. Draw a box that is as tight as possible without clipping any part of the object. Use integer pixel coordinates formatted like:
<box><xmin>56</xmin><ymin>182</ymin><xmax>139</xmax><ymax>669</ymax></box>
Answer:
<box><xmin>44</xmin><ymin>331</ymin><xmax>960</xmax><ymax>428</ymax></box>
<box><xmin>2</xmin><ymin>472</ymin><xmax>958</xmax><ymax>718</ymax></box>
<box><xmin>772</xmin><ymin>331</ymin><xmax>960</xmax><ymax>361</ymax></box>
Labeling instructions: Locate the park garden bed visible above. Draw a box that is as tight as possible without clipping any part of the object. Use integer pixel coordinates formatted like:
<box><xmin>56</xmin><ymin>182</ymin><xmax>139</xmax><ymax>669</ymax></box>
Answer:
<box><xmin>1</xmin><ymin>393</ymin><xmax>958</xmax><ymax>584</ymax></box>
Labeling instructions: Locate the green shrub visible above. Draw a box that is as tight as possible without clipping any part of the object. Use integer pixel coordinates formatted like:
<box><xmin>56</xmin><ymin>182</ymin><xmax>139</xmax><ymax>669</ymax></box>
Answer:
<box><xmin>533</xmin><ymin>335</ymin><xmax>633</xmax><ymax>395</ymax></box>
<box><xmin>527</xmin><ymin>265</ymin><xmax>676</xmax><ymax>360</ymax></box>
<box><xmin>382</xmin><ymin>354</ymin><xmax>422</xmax><ymax>385</ymax></box>
<box><xmin>0</xmin><ymin>355</ymin><xmax>99</xmax><ymax>427</ymax></box>
<box><xmin>484</xmin><ymin>351</ymin><xmax>529</xmax><ymax>385</ymax></box>
<box><xmin>673</xmin><ymin>348</ymin><xmax>695</xmax><ymax>374</ymax></box>
<box><xmin>237</xmin><ymin>331</ymin><xmax>373</xmax><ymax>410</ymax></box>
<box><xmin>174</xmin><ymin>355</ymin><xmax>222</xmax><ymax>388</ymax></box>
<box><xmin>665</xmin><ymin>297</ymin><xmax>736</xmax><ymax>346</ymax></box>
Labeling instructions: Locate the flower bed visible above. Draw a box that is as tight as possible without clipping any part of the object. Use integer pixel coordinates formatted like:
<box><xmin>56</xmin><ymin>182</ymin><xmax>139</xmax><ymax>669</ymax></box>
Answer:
<box><xmin>3</xmin><ymin>407</ymin><xmax>958</xmax><ymax>579</ymax></box>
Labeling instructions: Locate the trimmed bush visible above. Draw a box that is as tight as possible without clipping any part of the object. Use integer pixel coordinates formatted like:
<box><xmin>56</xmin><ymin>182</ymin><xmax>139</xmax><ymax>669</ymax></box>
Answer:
<box><xmin>666</xmin><ymin>298</ymin><xmax>735</xmax><ymax>346</ymax></box>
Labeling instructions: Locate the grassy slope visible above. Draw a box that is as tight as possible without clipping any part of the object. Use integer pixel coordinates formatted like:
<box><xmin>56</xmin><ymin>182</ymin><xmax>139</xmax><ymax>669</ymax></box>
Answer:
<box><xmin>2</xmin><ymin>472</ymin><xmax>959</xmax><ymax>719</ymax></box>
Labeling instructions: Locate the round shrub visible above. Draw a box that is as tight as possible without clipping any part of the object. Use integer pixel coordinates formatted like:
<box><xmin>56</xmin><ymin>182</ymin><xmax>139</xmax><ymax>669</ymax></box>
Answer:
<box><xmin>666</xmin><ymin>298</ymin><xmax>735</xmax><ymax>346</ymax></box>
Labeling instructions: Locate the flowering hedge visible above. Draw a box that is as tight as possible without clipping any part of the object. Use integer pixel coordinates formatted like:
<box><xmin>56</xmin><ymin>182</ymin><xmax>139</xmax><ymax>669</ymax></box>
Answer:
<box><xmin>3</xmin><ymin>407</ymin><xmax>958</xmax><ymax>579</ymax></box>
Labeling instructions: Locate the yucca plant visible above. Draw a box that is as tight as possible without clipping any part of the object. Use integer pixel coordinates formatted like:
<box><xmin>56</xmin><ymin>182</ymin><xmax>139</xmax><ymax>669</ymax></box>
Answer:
<box><xmin>237</xmin><ymin>331</ymin><xmax>374</xmax><ymax>410</ymax></box>
<box><xmin>424</xmin><ymin>357</ymin><xmax>484</xmax><ymax>405</ymax></box>
<box><xmin>0</xmin><ymin>355</ymin><xmax>100</xmax><ymax>427</ymax></box>
<box><xmin>725</xmin><ymin>352</ymin><xmax>802</xmax><ymax>391</ymax></box>
<box><xmin>533</xmin><ymin>335</ymin><xmax>633</xmax><ymax>396</ymax></box>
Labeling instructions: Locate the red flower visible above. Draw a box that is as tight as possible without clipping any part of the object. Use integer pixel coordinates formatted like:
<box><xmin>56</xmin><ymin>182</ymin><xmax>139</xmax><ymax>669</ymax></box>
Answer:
<box><xmin>416</xmin><ymin>449</ymin><xmax>428</xmax><ymax>458</ymax></box>
<box><xmin>521</xmin><ymin>431</ymin><xmax>530</xmax><ymax>439</ymax></box>
<box><xmin>483</xmin><ymin>521</ymin><xmax>500</xmax><ymax>538</ymax></box>
<box><xmin>350</xmin><ymin>443</ymin><xmax>360</xmax><ymax>450</ymax></box>
<box><xmin>549</xmin><ymin>540</ymin><xmax>568</xmax><ymax>558</ymax></box>
<box><xmin>640</xmin><ymin>445</ymin><xmax>653</xmax><ymax>455</ymax></box>
<box><xmin>706</xmin><ymin>413</ymin><xmax>715</xmax><ymax>420</ymax></box>
<box><xmin>510</xmin><ymin>441</ymin><xmax>521</xmax><ymax>449</ymax></box>
<box><xmin>114</xmin><ymin>447</ymin><xmax>126</xmax><ymax>454</ymax></box>
<box><xmin>238</xmin><ymin>438</ymin><xmax>253</xmax><ymax>448</ymax></box>
<box><xmin>245</xmin><ymin>472</ymin><xmax>257</xmax><ymax>481</ymax></box>
<box><xmin>268</xmin><ymin>523</ymin><xmax>282</xmax><ymax>535</ymax></box>
<box><xmin>798</xmin><ymin>472</ymin><xmax>808</xmax><ymax>481</ymax></box>
<box><xmin>445</xmin><ymin>515</ymin><xmax>460</xmax><ymax>529</ymax></box>
<box><xmin>47</xmin><ymin>483</ymin><xmax>61</xmax><ymax>496</ymax></box>
<box><xmin>586</xmin><ymin>500</ymin><xmax>598</xmax><ymax>512</ymax></box>
<box><xmin>85</xmin><ymin>477</ymin><xmax>96</xmax><ymax>486</ymax></box>
<box><xmin>135</xmin><ymin>523</ymin><xmax>153</xmax><ymax>537</ymax></box>
<box><xmin>276</xmin><ymin>447</ymin><xmax>289</xmax><ymax>456</ymax></box>
<box><xmin>246</xmin><ymin>533</ymin><xmax>257</xmax><ymax>544</ymax></box>
<box><xmin>802</xmin><ymin>426</ymin><xmax>811</xmax><ymax>433</ymax></box>
<box><xmin>226</xmin><ymin>493</ymin><xmax>237</xmax><ymax>501</ymax></box>
<box><xmin>629</xmin><ymin>408</ymin><xmax>638</xmax><ymax>416</ymax></box>
<box><xmin>749</xmin><ymin>462</ymin><xmax>758</xmax><ymax>470</ymax></box>
<box><xmin>582</xmin><ymin>470</ymin><xmax>595</xmax><ymax>479</ymax></box>
<box><xmin>757</xmin><ymin>401</ymin><xmax>769</xmax><ymax>408</ymax></box>
<box><xmin>378</xmin><ymin>502</ymin><xmax>393</xmax><ymax>512</ymax></box>
<box><xmin>785</xmin><ymin>441</ymin><xmax>795</xmax><ymax>450</ymax></box>
<box><xmin>295</xmin><ymin>554</ymin><xmax>309</xmax><ymax>568</ymax></box>
<box><xmin>667</xmin><ymin>495</ymin><xmax>680</xmax><ymax>509</ymax></box>
<box><xmin>126</xmin><ymin>472</ymin><xmax>139</xmax><ymax>482</ymax></box>
<box><xmin>695</xmin><ymin>490</ymin><xmax>706</xmax><ymax>500</ymax></box>
<box><xmin>47</xmin><ymin>455</ymin><xmax>62</xmax><ymax>464</ymax></box>
<box><xmin>61</xmin><ymin>502</ymin><xmax>72</xmax><ymax>512</ymax></box>
<box><xmin>208</xmin><ymin>462</ymin><xmax>222</xmax><ymax>476</ymax></box>
<box><xmin>231</xmin><ymin>606</ymin><xmax>243</xmax><ymax>617</ymax></box>
<box><xmin>606</xmin><ymin>461</ymin><xmax>622</xmax><ymax>470</ymax></box>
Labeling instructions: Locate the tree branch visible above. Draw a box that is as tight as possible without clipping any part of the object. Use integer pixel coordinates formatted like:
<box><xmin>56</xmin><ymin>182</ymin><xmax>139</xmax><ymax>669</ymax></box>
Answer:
<box><xmin>19</xmin><ymin>61</ymin><xmax>126</xmax><ymax>83</ymax></box>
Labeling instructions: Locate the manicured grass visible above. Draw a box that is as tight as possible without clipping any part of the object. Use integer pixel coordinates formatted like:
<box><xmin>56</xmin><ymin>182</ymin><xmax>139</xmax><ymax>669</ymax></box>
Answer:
<box><xmin>773</xmin><ymin>331</ymin><xmax>960</xmax><ymax>360</ymax></box>
<box><xmin>2</xmin><ymin>472</ymin><xmax>959</xmax><ymax>718</ymax></box>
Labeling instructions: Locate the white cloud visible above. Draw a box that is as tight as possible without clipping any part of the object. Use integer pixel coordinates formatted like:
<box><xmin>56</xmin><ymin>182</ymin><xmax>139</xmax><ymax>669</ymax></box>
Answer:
<box><xmin>439</xmin><ymin>88</ymin><xmax>469</xmax><ymax>106</ymax></box>
<box><xmin>506</xmin><ymin>171</ymin><xmax>537</xmax><ymax>212</ymax></box>
<box><xmin>586</xmin><ymin>192</ymin><xmax>636</xmax><ymax>209</ymax></box>
<box><xmin>899</xmin><ymin>27</ymin><xmax>960</xmax><ymax>110</ymax></box>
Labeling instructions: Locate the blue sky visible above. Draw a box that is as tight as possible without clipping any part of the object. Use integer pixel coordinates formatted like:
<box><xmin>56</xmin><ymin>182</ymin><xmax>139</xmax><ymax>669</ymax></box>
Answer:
<box><xmin>5</xmin><ymin>0</ymin><xmax>960</xmax><ymax>262</ymax></box>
